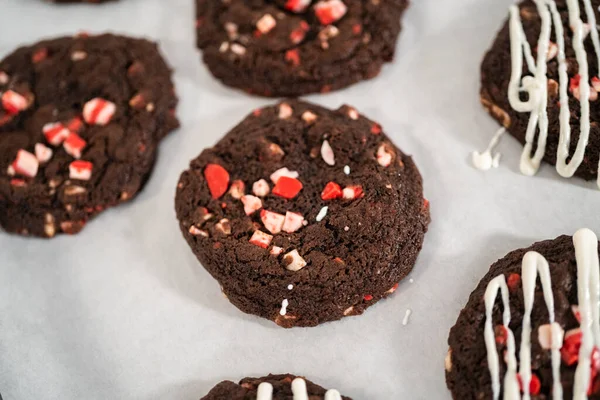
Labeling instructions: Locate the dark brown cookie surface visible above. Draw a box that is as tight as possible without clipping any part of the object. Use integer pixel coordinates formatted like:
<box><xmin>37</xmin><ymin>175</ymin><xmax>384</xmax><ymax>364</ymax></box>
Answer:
<box><xmin>175</xmin><ymin>100</ymin><xmax>429</xmax><ymax>328</ymax></box>
<box><xmin>200</xmin><ymin>374</ymin><xmax>352</xmax><ymax>400</ymax></box>
<box><xmin>446</xmin><ymin>232</ymin><xmax>600</xmax><ymax>399</ymax></box>
<box><xmin>196</xmin><ymin>0</ymin><xmax>409</xmax><ymax>97</ymax></box>
<box><xmin>481</xmin><ymin>0</ymin><xmax>600</xmax><ymax>182</ymax></box>
<box><xmin>0</xmin><ymin>34</ymin><xmax>179</xmax><ymax>237</ymax></box>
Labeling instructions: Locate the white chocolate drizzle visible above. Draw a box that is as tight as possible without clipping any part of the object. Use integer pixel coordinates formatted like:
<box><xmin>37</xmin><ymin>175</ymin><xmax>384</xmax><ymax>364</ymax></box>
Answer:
<box><xmin>483</xmin><ymin>228</ymin><xmax>600</xmax><ymax>399</ymax></box>
<box><xmin>472</xmin><ymin>128</ymin><xmax>505</xmax><ymax>171</ymax></box>
<box><xmin>256</xmin><ymin>378</ymin><xmax>342</xmax><ymax>400</ymax></box>
<box><xmin>507</xmin><ymin>0</ymin><xmax>600</xmax><ymax>187</ymax></box>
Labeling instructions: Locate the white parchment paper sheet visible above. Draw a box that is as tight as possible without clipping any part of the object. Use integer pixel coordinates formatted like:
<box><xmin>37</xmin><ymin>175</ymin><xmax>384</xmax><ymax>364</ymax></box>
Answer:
<box><xmin>1</xmin><ymin>0</ymin><xmax>599</xmax><ymax>398</ymax></box>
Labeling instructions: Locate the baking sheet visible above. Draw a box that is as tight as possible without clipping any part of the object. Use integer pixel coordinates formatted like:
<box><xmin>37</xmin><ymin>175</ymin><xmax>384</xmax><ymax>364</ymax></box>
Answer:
<box><xmin>1</xmin><ymin>0</ymin><xmax>599</xmax><ymax>399</ymax></box>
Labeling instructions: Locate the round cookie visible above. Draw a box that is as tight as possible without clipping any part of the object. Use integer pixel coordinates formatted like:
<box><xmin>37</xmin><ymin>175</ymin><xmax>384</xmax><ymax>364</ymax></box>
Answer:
<box><xmin>175</xmin><ymin>100</ymin><xmax>430</xmax><ymax>328</ymax></box>
<box><xmin>0</xmin><ymin>34</ymin><xmax>179</xmax><ymax>237</ymax></box>
<box><xmin>446</xmin><ymin>229</ymin><xmax>600</xmax><ymax>399</ymax></box>
<box><xmin>195</xmin><ymin>0</ymin><xmax>410</xmax><ymax>97</ymax></box>
<box><xmin>201</xmin><ymin>374</ymin><xmax>351</xmax><ymax>400</ymax></box>
<box><xmin>481</xmin><ymin>0</ymin><xmax>600</xmax><ymax>185</ymax></box>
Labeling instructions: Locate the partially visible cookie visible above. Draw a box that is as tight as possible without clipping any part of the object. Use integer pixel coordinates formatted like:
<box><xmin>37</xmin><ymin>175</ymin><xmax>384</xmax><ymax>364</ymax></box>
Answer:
<box><xmin>196</xmin><ymin>0</ymin><xmax>410</xmax><ymax>97</ymax></box>
<box><xmin>175</xmin><ymin>100</ymin><xmax>429</xmax><ymax>328</ymax></box>
<box><xmin>481</xmin><ymin>0</ymin><xmax>600</xmax><ymax>184</ymax></box>
<box><xmin>45</xmin><ymin>0</ymin><xmax>117</xmax><ymax>3</ymax></box>
<box><xmin>200</xmin><ymin>374</ymin><xmax>351</xmax><ymax>400</ymax></box>
<box><xmin>446</xmin><ymin>229</ymin><xmax>600</xmax><ymax>399</ymax></box>
<box><xmin>0</xmin><ymin>34</ymin><xmax>179</xmax><ymax>237</ymax></box>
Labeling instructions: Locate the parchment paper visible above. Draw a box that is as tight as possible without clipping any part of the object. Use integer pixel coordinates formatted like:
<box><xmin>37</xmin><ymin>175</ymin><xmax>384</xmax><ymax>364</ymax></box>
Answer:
<box><xmin>1</xmin><ymin>0</ymin><xmax>599</xmax><ymax>399</ymax></box>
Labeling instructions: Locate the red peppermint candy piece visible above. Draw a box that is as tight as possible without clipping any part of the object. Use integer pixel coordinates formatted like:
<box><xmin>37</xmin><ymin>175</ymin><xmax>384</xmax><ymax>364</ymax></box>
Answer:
<box><xmin>261</xmin><ymin>210</ymin><xmax>285</xmax><ymax>234</ymax></box>
<box><xmin>31</xmin><ymin>48</ymin><xmax>48</xmax><ymax>64</ymax></box>
<box><xmin>321</xmin><ymin>181</ymin><xmax>343</xmax><ymax>200</ymax></box>
<box><xmin>314</xmin><ymin>0</ymin><xmax>348</xmax><ymax>25</ymax></box>
<box><xmin>290</xmin><ymin>21</ymin><xmax>310</xmax><ymax>44</ymax></box>
<box><xmin>63</xmin><ymin>133</ymin><xmax>87</xmax><ymax>159</ymax></box>
<box><xmin>11</xmin><ymin>149</ymin><xmax>39</xmax><ymax>178</ymax></box>
<box><xmin>69</xmin><ymin>160</ymin><xmax>93</xmax><ymax>181</ymax></box>
<box><xmin>2</xmin><ymin>90</ymin><xmax>27</xmax><ymax>115</ymax></box>
<box><xmin>43</xmin><ymin>122</ymin><xmax>70</xmax><ymax>146</ymax></box>
<box><xmin>561</xmin><ymin>328</ymin><xmax>582</xmax><ymax>366</ymax></box>
<box><xmin>204</xmin><ymin>163</ymin><xmax>230</xmax><ymax>199</ymax></box>
<box><xmin>249</xmin><ymin>230</ymin><xmax>273</xmax><ymax>249</ymax></box>
<box><xmin>507</xmin><ymin>273</ymin><xmax>521</xmax><ymax>292</ymax></box>
<box><xmin>83</xmin><ymin>97</ymin><xmax>116</xmax><ymax>126</ymax></box>
<box><xmin>494</xmin><ymin>325</ymin><xmax>508</xmax><ymax>345</ymax></box>
<box><xmin>35</xmin><ymin>143</ymin><xmax>53</xmax><ymax>163</ymax></box>
<box><xmin>285</xmin><ymin>49</ymin><xmax>301</xmax><ymax>66</ymax></box>
<box><xmin>66</xmin><ymin>116</ymin><xmax>84</xmax><ymax>132</ymax></box>
<box><xmin>285</xmin><ymin>0</ymin><xmax>311</xmax><ymax>12</ymax></box>
<box><xmin>273</xmin><ymin>176</ymin><xmax>303</xmax><ymax>199</ymax></box>
<box><xmin>517</xmin><ymin>373</ymin><xmax>541</xmax><ymax>396</ymax></box>
<box><xmin>364</xmin><ymin>294</ymin><xmax>374</xmax><ymax>301</ymax></box>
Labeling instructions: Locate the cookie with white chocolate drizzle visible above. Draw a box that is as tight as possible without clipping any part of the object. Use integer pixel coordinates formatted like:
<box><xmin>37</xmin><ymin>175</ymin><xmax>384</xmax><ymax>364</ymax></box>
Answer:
<box><xmin>481</xmin><ymin>0</ymin><xmax>600</xmax><ymax>186</ymax></box>
<box><xmin>0</xmin><ymin>34</ymin><xmax>179</xmax><ymax>237</ymax></box>
<box><xmin>195</xmin><ymin>0</ymin><xmax>410</xmax><ymax>97</ymax></box>
<box><xmin>175</xmin><ymin>100</ymin><xmax>430</xmax><ymax>328</ymax></box>
<box><xmin>200</xmin><ymin>374</ymin><xmax>351</xmax><ymax>400</ymax></box>
<box><xmin>446</xmin><ymin>228</ymin><xmax>600</xmax><ymax>399</ymax></box>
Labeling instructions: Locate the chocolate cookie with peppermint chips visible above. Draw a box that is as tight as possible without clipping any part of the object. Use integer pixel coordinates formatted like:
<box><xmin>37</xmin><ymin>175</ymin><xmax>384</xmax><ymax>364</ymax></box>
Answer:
<box><xmin>446</xmin><ymin>230</ymin><xmax>600</xmax><ymax>399</ymax></box>
<box><xmin>201</xmin><ymin>374</ymin><xmax>352</xmax><ymax>400</ymax></box>
<box><xmin>196</xmin><ymin>0</ymin><xmax>410</xmax><ymax>97</ymax></box>
<box><xmin>175</xmin><ymin>100</ymin><xmax>429</xmax><ymax>328</ymax></box>
<box><xmin>0</xmin><ymin>34</ymin><xmax>179</xmax><ymax>237</ymax></box>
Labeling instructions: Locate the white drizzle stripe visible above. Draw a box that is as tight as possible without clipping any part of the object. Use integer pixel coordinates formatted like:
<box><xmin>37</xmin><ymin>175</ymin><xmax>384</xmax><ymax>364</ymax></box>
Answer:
<box><xmin>292</xmin><ymin>378</ymin><xmax>309</xmax><ymax>400</ymax></box>
<box><xmin>573</xmin><ymin>229</ymin><xmax>600</xmax><ymax>399</ymax></box>
<box><xmin>483</xmin><ymin>229</ymin><xmax>600</xmax><ymax>400</ymax></box>
<box><xmin>324</xmin><ymin>389</ymin><xmax>342</xmax><ymax>400</ymax></box>
<box><xmin>255</xmin><ymin>378</ymin><xmax>341</xmax><ymax>400</ymax></box>
<box><xmin>257</xmin><ymin>382</ymin><xmax>274</xmax><ymax>400</ymax></box>
<box><xmin>508</xmin><ymin>0</ymin><xmax>600</xmax><ymax>186</ymax></box>
<box><xmin>484</xmin><ymin>275</ymin><xmax>519</xmax><ymax>400</ymax></box>
<box><xmin>518</xmin><ymin>252</ymin><xmax>561</xmax><ymax>400</ymax></box>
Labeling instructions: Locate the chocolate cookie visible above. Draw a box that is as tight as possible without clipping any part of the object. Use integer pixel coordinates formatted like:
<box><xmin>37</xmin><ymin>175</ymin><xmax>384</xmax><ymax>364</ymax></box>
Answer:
<box><xmin>196</xmin><ymin>0</ymin><xmax>410</xmax><ymax>97</ymax></box>
<box><xmin>175</xmin><ymin>100</ymin><xmax>430</xmax><ymax>328</ymax></box>
<box><xmin>0</xmin><ymin>34</ymin><xmax>179</xmax><ymax>237</ymax></box>
<box><xmin>446</xmin><ymin>228</ymin><xmax>600</xmax><ymax>399</ymax></box>
<box><xmin>481</xmin><ymin>0</ymin><xmax>600</xmax><ymax>185</ymax></box>
<box><xmin>201</xmin><ymin>374</ymin><xmax>351</xmax><ymax>400</ymax></box>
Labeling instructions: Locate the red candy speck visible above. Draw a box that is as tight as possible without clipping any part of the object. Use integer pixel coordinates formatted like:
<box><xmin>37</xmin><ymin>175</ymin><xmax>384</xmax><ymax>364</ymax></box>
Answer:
<box><xmin>507</xmin><ymin>273</ymin><xmax>521</xmax><ymax>292</ymax></box>
<box><xmin>364</xmin><ymin>294</ymin><xmax>373</xmax><ymax>301</ymax></box>
<box><xmin>321</xmin><ymin>181</ymin><xmax>343</xmax><ymax>200</ymax></box>
<box><xmin>517</xmin><ymin>373</ymin><xmax>541</xmax><ymax>396</ymax></box>
<box><xmin>494</xmin><ymin>325</ymin><xmax>508</xmax><ymax>345</ymax></box>
<box><xmin>285</xmin><ymin>49</ymin><xmax>300</xmax><ymax>66</ymax></box>
<box><xmin>272</xmin><ymin>176</ymin><xmax>303</xmax><ymax>199</ymax></box>
<box><xmin>371</xmin><ymin>124</ymin><xmax>382</xmax><ymax>135</ymax></box>
<box><xmin>204</xmin><ymin>164</ymin><xmax>230</xmax><ymax>199</ymax></box>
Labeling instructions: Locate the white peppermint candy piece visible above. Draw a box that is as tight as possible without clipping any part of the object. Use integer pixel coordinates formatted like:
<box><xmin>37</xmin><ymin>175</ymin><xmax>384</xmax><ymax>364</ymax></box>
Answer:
<box><xmin>69</xmin><ymin>160</ymin><xmax>93</xmax><ymax>181</ymax></box>
<box><xmin>346</xmin><ymin>107</ymin><xmax>359</xmax><ymax>120</ymax></box>
<box><xmin>252</xmin><ymin>179</ymin><xmax>270</xmax><ymax>197</ymax></box>
<box><xmin>342</xmin><ymin>185</ymin><xmax>363</xmax><ymax>200</ymax></box>
<box><xmin>283</xmin><ymin>249</ymin><xmax>307</xmax><ymax>271</ymax></box>
<box><xmin>249</xmin><ymin>230</ymin><xmax>273</xmax><ymax>248</ymax></box>
<box><xmin>12</xmin><ymin>149</ymin><xmax>39</xmax><ymax>178</ymax></box>
<box><xmin>270</xmin><ymin>167</ymin><xmax>299</xmax><ymax>184</ymax></box>
<box><xmin>43</xmin><ymin>122</ymin><xmax>70</xmax><ymax>146</ymax></box>
<box><xmin>270</xmin><ymin>246</ymin><xmax>283</xmax><ymax>256</ymax></box>
<box><xmin>282</xmin><ymin>212</ymin><xmax>305</xmax><ymax>233</ymax></box>
<box><xmin>321</xmin><ymin>140</ymin><xmax>335</xmax><ymax>166</ymax></box>
<box><xmin>261</xmin><ymin>210</ymin><xmax>285</xmax><ymax>234</ymax></box>
<box><xmin>257</xmin><ymin>14</ymin><xmax>277</xmax><ymax>34</ymax></box>
<box><xmin>83</xmin><ymin>97</ymin><xmax>116</xmax><ymax>125</ymax></box>
<box><xmin>34</xmin><ymin>143</ymin><xmax>53</xmax><ymax>163</ymax></box>
<box><xmin>377</xmin><ymin>144</ymin><xmax>393</xmax><ymax>167</ymax></box>
<box><xmin>229</xmin><ymin>180</ymin><xmax>245</xmax><ymax>199</ymax></box>
<box><xmin>6</xmin><ymin>165</ymin><xmax>15</xmax><ymax>176</ymax></box>
<box><xmin>278</xmin><ymin>103</ymin><xmax>293</xmax><ymax>119</ymax></box>
<box><xmin>0</xmin><ymin>71</ymin><xmax>9</xmax><ymax>85</ymax></box>
<box><xmin>302</xmin><ymin>111</ymin><xmax>317</xmax><ymax>123</ymax></box>
<box><xmin>546</xmin><ymin>42</ymin><xmax>558</xmax><ymax>61</ymax></box>
<box><xmin>537</xmin><ymin>322</ymin><xmax>564</xmax><ymax>350</ymax></box>
<box><xmin>241</xmin><ymin>194</ymin><xmax>263</xmax><ymax>215</ymax></box>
